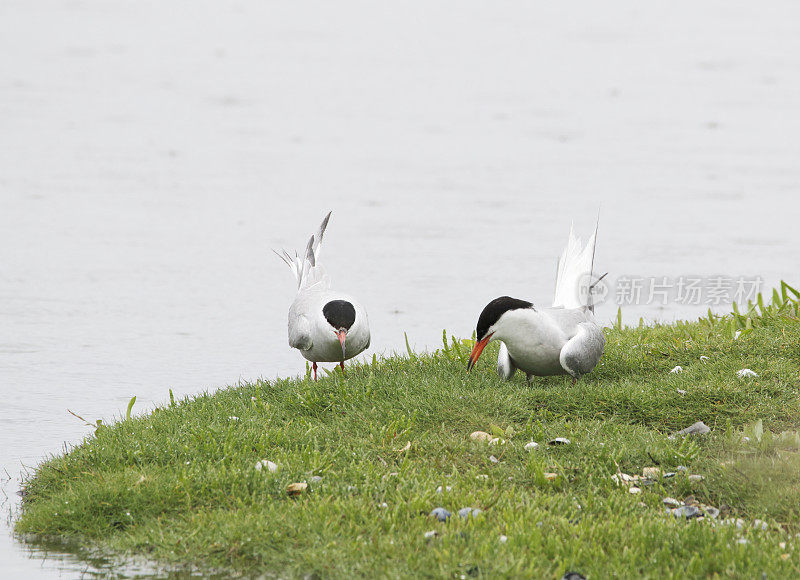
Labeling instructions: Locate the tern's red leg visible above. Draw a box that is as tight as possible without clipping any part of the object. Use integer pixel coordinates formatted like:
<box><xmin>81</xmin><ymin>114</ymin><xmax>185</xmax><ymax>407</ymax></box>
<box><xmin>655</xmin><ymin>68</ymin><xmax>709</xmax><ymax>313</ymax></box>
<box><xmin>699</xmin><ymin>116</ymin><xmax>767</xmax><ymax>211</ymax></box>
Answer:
<box><xmin>339</xmin><ymin>361</ymin><xmax>344</xmax><ymax>372</ymax></box>
<box><xmin>313</xmin><ymin>362</ymin><xmax>318</xmax><ymax>381</ymax></box>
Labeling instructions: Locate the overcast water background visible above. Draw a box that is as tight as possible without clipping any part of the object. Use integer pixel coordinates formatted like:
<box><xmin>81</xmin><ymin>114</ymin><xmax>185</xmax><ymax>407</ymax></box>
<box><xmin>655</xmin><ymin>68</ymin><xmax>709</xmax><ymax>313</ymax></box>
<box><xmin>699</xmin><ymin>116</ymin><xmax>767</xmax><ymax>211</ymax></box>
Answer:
<box><xmin>2</xmin><ymin>0</ymin><xmax>799</xmax><ymax>576</ymax></box>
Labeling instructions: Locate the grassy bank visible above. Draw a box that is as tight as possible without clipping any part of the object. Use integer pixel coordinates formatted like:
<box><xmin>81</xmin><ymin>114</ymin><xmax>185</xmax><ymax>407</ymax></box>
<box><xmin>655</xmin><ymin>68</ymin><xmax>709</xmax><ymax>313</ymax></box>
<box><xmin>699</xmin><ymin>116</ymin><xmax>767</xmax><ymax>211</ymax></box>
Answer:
<box><xmin>16</xmin><ymin>285</ymin><xmax>800</xmax><ymax>578</ymax></box>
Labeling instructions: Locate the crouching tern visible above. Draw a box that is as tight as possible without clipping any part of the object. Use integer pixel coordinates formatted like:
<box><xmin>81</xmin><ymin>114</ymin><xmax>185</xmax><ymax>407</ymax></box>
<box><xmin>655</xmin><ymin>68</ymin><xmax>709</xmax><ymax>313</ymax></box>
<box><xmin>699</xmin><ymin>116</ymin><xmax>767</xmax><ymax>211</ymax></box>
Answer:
<box><xmin>275</xmin><ymin>212</ymin><xmax>370</xmax><ymax>380</ymax></box>
<box><xmin>467</xmin><ymin>222</ymin><xmax>606</xmax><ymax>383</ymax></box>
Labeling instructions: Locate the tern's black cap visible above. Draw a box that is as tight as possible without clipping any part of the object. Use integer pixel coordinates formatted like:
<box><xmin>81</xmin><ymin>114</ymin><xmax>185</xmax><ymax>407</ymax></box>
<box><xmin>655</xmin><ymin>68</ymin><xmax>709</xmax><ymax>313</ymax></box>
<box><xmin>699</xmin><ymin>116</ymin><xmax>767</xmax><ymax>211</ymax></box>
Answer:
<box><xmin>476</xmin><ymin>296</ymin><xmax>534</xmax><ymax>340</ymax></box>
<box><xmin>323</xmin><ymin>300</ymin><xmax>356</xmax><ymax>330</ymax></box>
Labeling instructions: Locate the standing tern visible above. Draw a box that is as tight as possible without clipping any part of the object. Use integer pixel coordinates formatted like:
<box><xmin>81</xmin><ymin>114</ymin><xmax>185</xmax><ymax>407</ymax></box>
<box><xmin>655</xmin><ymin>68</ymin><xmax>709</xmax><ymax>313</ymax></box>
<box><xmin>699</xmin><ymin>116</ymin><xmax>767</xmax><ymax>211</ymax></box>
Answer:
<box><xmin>467</xmin><ymin>222</ymin><xmax>605</xmax><ymax>383</ymax></box>
<box><xmin>275</xmin><ymin>212</ymin><xmax>370</xmax><ymax>380</ymax></box>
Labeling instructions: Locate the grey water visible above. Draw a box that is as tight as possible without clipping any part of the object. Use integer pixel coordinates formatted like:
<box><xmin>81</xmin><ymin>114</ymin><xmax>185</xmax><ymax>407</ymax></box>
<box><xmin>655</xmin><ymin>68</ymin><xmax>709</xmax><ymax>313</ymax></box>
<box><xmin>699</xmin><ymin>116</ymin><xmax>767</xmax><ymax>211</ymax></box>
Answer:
<box><xmin>2</xmin><ymin>0</ymin><xmax>799</xmax><ymax>576</ymax></box>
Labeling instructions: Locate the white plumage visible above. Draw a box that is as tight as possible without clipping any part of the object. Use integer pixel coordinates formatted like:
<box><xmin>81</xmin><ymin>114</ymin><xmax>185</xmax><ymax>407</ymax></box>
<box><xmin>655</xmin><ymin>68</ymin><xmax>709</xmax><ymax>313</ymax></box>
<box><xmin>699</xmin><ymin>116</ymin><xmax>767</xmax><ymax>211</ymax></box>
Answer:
<box><xmin>275</xmin><ymin>212</ymin><xmax>370</xmax><ymax>379</ymax></box>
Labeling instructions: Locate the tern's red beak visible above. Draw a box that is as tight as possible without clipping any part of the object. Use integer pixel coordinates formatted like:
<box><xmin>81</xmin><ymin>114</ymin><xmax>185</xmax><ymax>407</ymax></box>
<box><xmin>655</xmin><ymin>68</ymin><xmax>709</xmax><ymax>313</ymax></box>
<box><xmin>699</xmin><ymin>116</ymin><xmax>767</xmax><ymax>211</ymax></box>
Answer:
<box><xmin>467</xmin><ymin>334</ymin><xmax>493</xmax><ymax>371</ymax></box>
<box><xmin>336</xmin><ymin>329</ymin><xmax>347</xmax><ymax>361</ymax></box>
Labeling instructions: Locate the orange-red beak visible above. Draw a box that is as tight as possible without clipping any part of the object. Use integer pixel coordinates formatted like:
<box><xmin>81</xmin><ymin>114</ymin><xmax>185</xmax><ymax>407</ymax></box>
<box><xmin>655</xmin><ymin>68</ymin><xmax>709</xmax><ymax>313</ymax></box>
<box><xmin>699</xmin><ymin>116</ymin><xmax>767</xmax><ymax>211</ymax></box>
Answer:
<box><xmin>336</xmin><ymin>329</ymin><xmax>347</xmax><ymax>361</ymax></box>
<box><xmin>467</xmin><ymin>334</ymin><xmax>493</xmax><ymax>371</ymax></box>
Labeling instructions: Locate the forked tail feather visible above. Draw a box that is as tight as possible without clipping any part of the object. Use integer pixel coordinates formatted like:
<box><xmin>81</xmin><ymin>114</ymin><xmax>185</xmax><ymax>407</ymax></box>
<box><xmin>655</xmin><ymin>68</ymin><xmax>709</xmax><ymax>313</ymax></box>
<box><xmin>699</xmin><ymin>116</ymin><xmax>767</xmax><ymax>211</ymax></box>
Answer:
<box><xmin>274</xmin><ymin>211</ymin><xmax>332</xmax><ymax>292</ymax></box>
<box><xmin>552</xmin><ymin>217</ymin><xmax>600</xmax><ymax>310</ymax></box>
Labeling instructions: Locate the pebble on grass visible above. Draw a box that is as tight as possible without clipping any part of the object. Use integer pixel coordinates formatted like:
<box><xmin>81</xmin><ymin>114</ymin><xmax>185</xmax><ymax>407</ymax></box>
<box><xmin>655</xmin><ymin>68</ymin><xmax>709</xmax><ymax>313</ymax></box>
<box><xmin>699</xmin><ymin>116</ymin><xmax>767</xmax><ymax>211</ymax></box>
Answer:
<box><xmin>286</xmin><ymin>482</ymin><xmax>308</xmax><ymax>496</ymax></box>
<box><xmin>499</xmin><ymin>535</ymin><xmax>508</xmax><ymax>543</ymax></box>
<box><xmin>675</xmin><ymin>421</ymin><xmax>710</xmax><ymax>436</ymax></box>
<box><xmin>423</xmin><ymin>530</ymin><xmax>438</xmax><ymax>539</ymax></box>
<box><xmin>671</xmin><ymin>505</ymin><xmax>701</xmax><ymax>519</ymax></box>
<box><xmin>430</xmin><ymin>507</ymin><xmax>451</xmax><ymax>522</ymax></box>
<box><xmin>642</xmin><ymin>467</ymin><xmax>661</xmax><ymax>479</ymax></box>
<box><xmin>611</xmin><ymin>473</ymin><xmax>640</xmax><ymax>486</ymax></box>
<box><xmin>687</xmin><ymin>474</ymin><xmax>705</xmax><ymax>483</ymax></box>
<box><xmin>524</xmin><ymin>441</ymin><xmax>540</xmax><ymax>451</ymax></box>
<box><xmin>255</xmin><ymin>460</ymin><xmax>278</xmax><ymax>473</ymax></box>
<box><xmin>628</xmin><ymin>487</ymin><xmax>641</xmax><ymax>494</ymax></box>
<box><xmin>663</xmin><ymin>497</ymin><xmax>682</xmax><ymax>508</ymax></box>
<box><xmin>470</xmin><ymin>431</ymin><xmax>492</xmax><ymax>442</ymax></box>
<box><xmin>548</xmin><ymin>438</ymin><xmax>571</xmax><ymax>445</ymax></box>
<box><xmin>458</xmin><ymin>507</ymin><xmax>483</xmax><ymax>520</ymax></box>
<box><xmin>737</xmin><ymin>368</ymin><xmax>758</xmax><ymax>378</ymax></box>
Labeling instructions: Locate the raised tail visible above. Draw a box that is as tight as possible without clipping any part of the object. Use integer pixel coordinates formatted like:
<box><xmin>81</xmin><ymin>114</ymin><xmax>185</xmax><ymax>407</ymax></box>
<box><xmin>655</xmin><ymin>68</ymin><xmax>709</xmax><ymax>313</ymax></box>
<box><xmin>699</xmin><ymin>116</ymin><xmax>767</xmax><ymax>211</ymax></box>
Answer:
<box><xmin>552</xmin><ymin>219</ymin><xmax>599</xmax><ymax>309</ymax></box>
<box><xmin>274</xmin><ymin>211</ymin><xmax>332</xmax><ymax>292</ymax></box>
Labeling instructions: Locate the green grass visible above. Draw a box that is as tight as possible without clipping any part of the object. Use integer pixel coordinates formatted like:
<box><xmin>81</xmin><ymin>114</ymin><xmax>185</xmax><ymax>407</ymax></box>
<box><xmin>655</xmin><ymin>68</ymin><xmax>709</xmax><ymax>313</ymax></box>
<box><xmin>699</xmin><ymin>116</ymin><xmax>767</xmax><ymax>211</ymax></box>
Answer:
<box><xmin>15</xmin><ymin>285</ymin><xmax>800</xmax><ymax>578</ymax></box>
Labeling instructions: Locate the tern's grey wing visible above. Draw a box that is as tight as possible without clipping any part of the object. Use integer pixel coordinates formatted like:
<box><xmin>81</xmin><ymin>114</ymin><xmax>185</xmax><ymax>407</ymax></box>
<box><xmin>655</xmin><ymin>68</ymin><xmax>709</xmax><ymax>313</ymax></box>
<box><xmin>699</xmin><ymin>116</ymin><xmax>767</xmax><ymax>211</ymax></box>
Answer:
<box><xmin>289</xmin><ymin>313</ymin><xmax>313</xmax><ymax>351</ymax></box>
<box><xmin>558</xmin><ymin>322</ymin><xmax>605</xmax><ymax>378</ymax></box>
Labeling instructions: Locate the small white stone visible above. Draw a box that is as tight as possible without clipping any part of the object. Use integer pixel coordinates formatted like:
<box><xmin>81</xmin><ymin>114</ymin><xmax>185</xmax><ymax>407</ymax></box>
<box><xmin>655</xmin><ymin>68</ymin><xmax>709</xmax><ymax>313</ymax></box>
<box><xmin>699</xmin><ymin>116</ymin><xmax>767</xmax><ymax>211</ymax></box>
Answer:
<box><xmin>688</xmin><ymin>474</ymin><xmax>705</xmax><ymax>482</ymax></box>
<box><xmin>423</xmin><ymin>530</ymin><xmax>438</xmax><ymax>539</ymax></box>
<box><xmin>499</xmin><ymin>535</ymin><xmax>508</xmax><ymax>543</ymax></box>
<box><xmin>470</xmin><ymin>431</ymin><xmax>492</xmax><ymax>442</ymax></box>
<box><xmin>255</xmin><ymin>460</ymin><xmax>278</xmax><ymax>473</ymax></box>
<box><xmin>628</xmin><ymin>487</ymin><xmax>642</xmax><ymax>494</ymax></box>
<box><xmin>663</xmin><ymin>497</ymin><xmax>682</xmax><ymax>508</ymax></box>
<box><xmin>670</xmin><ymin>366</ymin><xmax>683</xmax><ymax>374</ymax></box>
<box><xmin>379</xmin><ymin>502</ymin><xmax>388</xmax><ymax>508</ymax></box>
<box><xmin>524</xmin><ymin>441</ymin><xmax>540</xmax><ymax>451</ymax></box>
<box><xmin>737</xmin><ymin>368</ymin><xmax>758</xmax><ymax>378</ymax></box>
